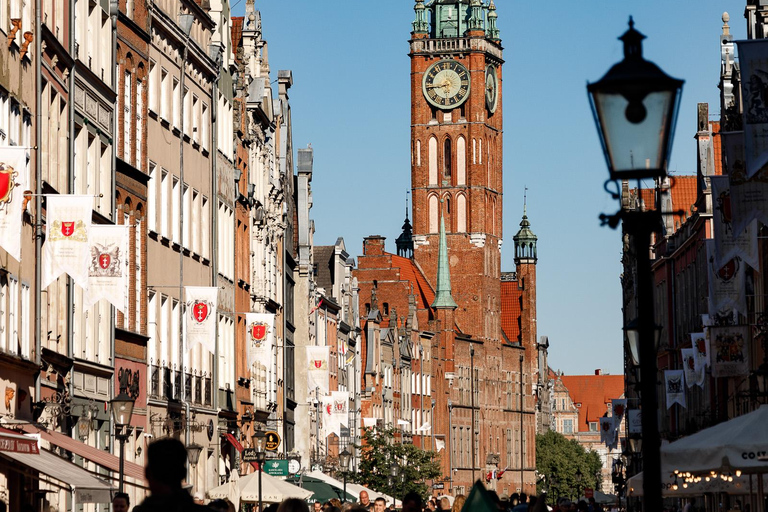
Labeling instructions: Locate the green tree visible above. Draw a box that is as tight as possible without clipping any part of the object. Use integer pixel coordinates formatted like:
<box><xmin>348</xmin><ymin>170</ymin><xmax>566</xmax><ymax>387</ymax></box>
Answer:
<box><xmin>536</xmin><ymin>430</ymin><xmax>603</xmax><ymax>502</ymax></box>
<box><xmin>351</xmin><ymin>427</ymin><xmax>442</xmax><ymax>501</ymax></box>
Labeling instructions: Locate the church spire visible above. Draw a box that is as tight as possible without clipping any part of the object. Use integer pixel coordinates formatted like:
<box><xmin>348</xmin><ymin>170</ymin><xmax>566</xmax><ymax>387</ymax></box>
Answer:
<box><xmin>412</xmin><ymin>0</ymin><xmax>429</xmax><ymax>34</ymax></box>
<box><xmin>487</xmin><ymin>0</ymin><xmax>500</xmax><ymax>41</ymax></box>
<box><xmin>513</xmin><ymin>190</ymin><xmax>538</xmax><ymax>265</ymax></box>
<box><xmin>468</xmin><ymin>0</ymin><xmax>484</xmax><ymax>31</ymax></box>
<box><xmin>396</xmin><ymin>191</ymin><xmax>414</xmax><ymax>258</ymax></box>
<box><xmin>431</xmin><ymin>213</ymin><xmax>458</xmax><ymax>309</ymax></box>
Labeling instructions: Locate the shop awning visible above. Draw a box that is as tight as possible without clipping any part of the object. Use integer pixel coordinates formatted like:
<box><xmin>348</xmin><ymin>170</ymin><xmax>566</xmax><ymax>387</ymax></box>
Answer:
<box><xmin>1</xmin><ymin>449</ymin><xmax>114</xmax><ymax>503</ymax></box>
<box><xmin>0</xmin><ymin>426</ymin><xmax>39</xmax><ymax>454</ymax></box>
<box><xmin>21</xmin><ymin>424</ymin><xmax>145</xmax><ymax>482</ymax></box>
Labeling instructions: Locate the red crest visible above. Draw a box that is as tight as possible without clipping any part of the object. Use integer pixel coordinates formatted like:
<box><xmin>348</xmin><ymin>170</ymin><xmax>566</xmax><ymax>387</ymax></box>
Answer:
<box><xmin>335</xmin><ymin>401</ymin><xmax>345</xmax><ymax>412</ymax></box>
<box><xmin>695</xmin><ymin>338</ymin><xmax>706</xmax><ymax>354</ymax></box>
<box><xmin>687</xmin><ymin>357</ymin><xmax>695</xmax><ymax>370</ymax></box>
<box><xmin>613</xmin><ymin>404</ymin><xmax>625</xmax><ymax>417</ymax></box>
<box><xmin>326</xmin><ymin>404</ymin><xmax>332</xmax><ymax>415</ymax></box>
<box><xmin>0</xmin><ymin>164</ymin><xmax>16</xmax><ymax>204</ymax></box>
<box><xmin>313</xmin><ymin>360</ymin><xmax>323</xmax><ymax>369</ymax></box>
<box><xmin>717</xmin><ymin>258</ymin><xmax>738</xmax><ymax>281</ymax></box>
<box><xmin>99</xmin><ymin>253</ymin><xmax>111</xmax><ymax>269</ymax></box>
<box><xmin>251</xmin><ymin>322</ymin><xmax>268</xmax><ymax>342</ymax></box>
<box><xmin>61</xmin><ymin>221</ymin><xmax>75</xmax><ymax>237</ymax></box>
<box><xmin>193</xmin><ymin>302</ymin><xmax>209</xmax><ymax>323</ymax></box>
<box><xmin>719</xmin><ymin>192</ymin><xmax>732</xmax><ymax>223</ymax></box>
<box><xmin>602</xmin><ymin>421</ymin><xmax>611</xmax><ymax>432</ymax></box>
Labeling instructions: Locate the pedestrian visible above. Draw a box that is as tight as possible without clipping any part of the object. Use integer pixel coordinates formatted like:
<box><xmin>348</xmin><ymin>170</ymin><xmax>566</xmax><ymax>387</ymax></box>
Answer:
<box><xmin>374</xmin><ymin>497</ymin><xmax>387</xmax><ymax>512</ymax></box>
<box><xmin>133</xmin><ymin>438</ymin><xmax>211</xmax><ymax>512</ymax></box>
<box><xmin>450</xmin><ymin>494</ymin><xmax>466</xmax><ymax>512</ymax></box>
<box><xmin>438</xmin><ymin>497</ymin><xmax>451</xmax><ymax>511</ymax></box>
<box><xmin>278</xmin><ymin>498</ymin><xmax>310</xmax><ymax>512</ymax></box>
<box><xmin>208</xmin><ymin>499</ymin><xmax>230</xmax><ymax>512</ymax></box>
<box><xmin>314</xmin><ymin>502</ymin><xmax>323</xmax><ymax>512</ymax></box>
<box><xmin>402</xmin><ymin>492</ymin><xmax>423</xmax><ymax>512</ymax></box>
<box><xmin>112</xmin><ymin>492</ymin><xmax>130</xmax><ymax>512</ymax></box>
<box><xmin>360</xmin><ymin>492</ymin><xmax>372</xmax><ymax>510</ymax></box>
<box><xmin>512</xmin><ymin>494</ymin><xmax>528</xmax><ymax>512</ymax></box>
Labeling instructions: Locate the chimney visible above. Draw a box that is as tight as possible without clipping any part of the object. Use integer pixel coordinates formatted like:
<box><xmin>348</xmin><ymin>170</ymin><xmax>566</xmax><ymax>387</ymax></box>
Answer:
<box><xmin>595</xmin><ymin>369</ymin><xmax>602</xmax><ymax>376</ymax></box>
<box><xmin>364</xmin><ymin>236</ymin><xmax>386</xmax><ymax>256</ymax></box>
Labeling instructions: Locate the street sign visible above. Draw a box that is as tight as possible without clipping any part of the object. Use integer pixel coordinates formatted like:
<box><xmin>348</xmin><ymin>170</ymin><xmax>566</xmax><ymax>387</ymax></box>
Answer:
<box><xmin>433</xmin><ymin>482</ymin><xmax>445</xmax><ymax>490</ymax></box>
<box><xmin>264</xmin><ymin>431</ymin><xmax>281</xmax><ymax>451</ymax></box>
<box><xmin>242</xmin><ymin>448</ymin><xmax>258</xmax><ymax>462</ymax></box>
<box><xmin>263</xmin><ymin>459</ymin><xmax>289</xmax><ymax>476</ymax></box>
<box><xmin>584</xmin><ymin>488</ymin><xmax>594</xmax><ymax>499</ymax></box>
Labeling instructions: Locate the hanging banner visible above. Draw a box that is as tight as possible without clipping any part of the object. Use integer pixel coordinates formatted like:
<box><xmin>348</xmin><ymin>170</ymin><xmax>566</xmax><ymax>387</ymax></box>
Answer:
<box><xmin>709</xmin><ymin>325</ymin><xmax>750</xmax><ymax>378</ymax></box>
<box><xmin>737</xmin><ymin>39</ymin><xmax>768</xmax><ymax>178</ymax></box>
<box><xmin>706</xmin><ymin>240</ymin><xmax>747</xmax><ymax>318</ymax></box>
<box><xmin>42</xmin><ymin>195</ymin><xmax>93</xmax><ymax>290</ymax></box>
<box><xmin>184</xmin><ymin>286</ymin><xmax>218</xmax><ymax>354</ymax></box>
<box><xmin>681</xmin><ymin>348</ymin><xmax>705</xmax><ymax>388</ymax></box>
<box><xmin>85</xmin><ymin>224</ymin><xmax>130</xmax><ymax>312</ymax></box>
<box><xmin>691</xmin><ymin>332</ymin><xmax>709</xmax><ymax>372</ymax></box>
<box><xmin>0</xmin><ymin>147</ymin><xmax>29</xmax><ymax>262</ymax></box>
<box><xmin>664</xmin><ymin>370</ymin><xmax>686</xmax><ymax>409</ymax></box>
<box><xmin>306</xmin><ymin>346</ymin><xmax>329</xmax><ymax>395</ymax></box>
<box><xmin>611</xmin><ymin>399</ymin><xmax>626</xmax><ymax>430</ymax></box>
<box><xmin>320</xmin><ymin>393</ymin><xmax>344</xmax><ymax>440</ymax></box>
<box><xmin>599</xmin><ymin>417</ymin><xmax>615</xmax><ymax>447</ymax></box>
<box><xmin>720</xmin><ymin>131</ymin><xmax>768</xmax><ymax>234</ymax></box>
<box><xmin>246</xmin><ymin>313</ymin><xmax>275</xmax><ymax>366</ymax></box>
<box><xmin>331</xmin><ymin>390</ymin><xmax>348</xmax><ymax>432</ymax></box>
<box><xmin>710</xmin><ymin>175</ymin><xmax>759</xmax><ymax>269</ymax></box>
<box><xmin>627</xmin><ymin>409</ymin><xmax>642</xmax><ymax>435</ymax></box>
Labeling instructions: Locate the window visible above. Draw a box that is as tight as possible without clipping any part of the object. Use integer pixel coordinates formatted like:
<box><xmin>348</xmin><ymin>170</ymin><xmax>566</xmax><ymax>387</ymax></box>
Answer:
<box><xmin>160</xmin><ymin>170</ymin><xmax>170</xmax><ymax>238</ymax></box>
<box><xmin>183</xmin><ymin>87</ymin><xmax>190</xmax><ymax>135</ymax></box>
<box><xmin>457</xmin><ymin>136</ymin><xmax>466</xmax><ymax>185</ymax></box>
<box><xmin>123</xmin><ymin>70</ymin><xmax>132</xmax><ymax>161</ymax></box>
<box><xmin>589</xmin><ymin>422</ymin><xmax>598</xmax><ymax>432</ymax></box>
<box><xmin>172</xmin><ymin>176</ymin><xmax>180</xmax><ymax>243</ymax></box>
<box><xmin>149</xmin><ymin>61</ymin><xmax>158</xmax><ymax>113</ymax></box>
<box><xmin>160</xmin><ymin>68</ymin><xmax>169</xmax><ymax>120</ymax></box>
<box><xmin>9</xmin><ymin>100</ymin><xmax>20</xmax><ymax>145</ymax></box>
<box><xmin>201</xmin><ymin>103</ymin><xmax>209</xmax><ymax>150</ymax></box>
<box><xmin>134</xmin><ymin>218</ymin><xmax>142</xmax><ymax>333</ymax></box>
<box><xmin>443</xmin><ymin>138</ymin><xmax>451</xmax><ymax>178</ymax></box>
<box><xmin>192</xmin><ymin>95</ymin><xmax>199</xmax><ymax>144</ymax></box>
<box><xmin>172</xmin><ymin>77</ymin><xmax>180</xmax><ymax>128</ymax></box>
<box><xmin>563</xmin><ymin>419</ymin><xmax>573</xmax><ymax>434</ymax></box>
<box><xmin>136</xmin><ymin>77</ymin><xmax>144</xmax><ymax>169</ymax></box>
<box><xmin>191</xmin><ymin>190</ymin><xmax>200</xmax><ymax>254</ymax></box>
<box><xmin>428</xmin><ymin>137</ymin><xmax>437</xmax><ymax>185</ymax></box>
<box><xmin>201</xmin><ymin>196</ymin><xmax>210</xmax><ymax>259</ymax></box>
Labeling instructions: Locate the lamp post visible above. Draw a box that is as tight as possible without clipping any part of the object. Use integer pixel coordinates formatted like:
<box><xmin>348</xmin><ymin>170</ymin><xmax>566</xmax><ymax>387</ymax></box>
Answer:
<box><xmin>340</xmin><ymin>447</ymin><xmax>351</xmax><ymax>503</ymax></box>
<box><xmin>187</xmin><ymin>443</ymin><xmax>203</xmax><ymax>495</ymax></box>
<box><xmin>469</xmin><ymin>343</ymin><xmax>475</xmax><ymax>485</ymax></box>
<box><xmin>254</xmin><ymin>431</ymin><xmax>267</xmax><ymax>512</ymax></box>
<box><xmin>587</xmin><ymin>17</ymin><xmax>683</xmax><ymax>512</ymax></box>
<box><xmin>575</xmin><ymin>467</ymin><xmax>583</xmax><ymax>501</ymax></box>
<box><xmin>390</xmin><ymin>460</ymin><xmax>400</xmax><ymax>506</ymax></box>
<box><xmin>110</xmin><ymin>391</ymin><xmax>135</xmax><ymax>493</ymax></box>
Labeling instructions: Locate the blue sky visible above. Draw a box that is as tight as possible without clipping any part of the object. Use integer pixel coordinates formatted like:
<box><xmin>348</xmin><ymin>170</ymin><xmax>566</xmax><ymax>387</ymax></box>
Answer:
<box><xmin>231</xmin><ymin>1</ymin><xmax>746</xmax><ymax>376</ymax></box>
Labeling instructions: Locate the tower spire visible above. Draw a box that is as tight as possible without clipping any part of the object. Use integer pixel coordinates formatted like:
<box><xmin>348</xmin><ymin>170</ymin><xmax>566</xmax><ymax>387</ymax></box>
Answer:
<box><xmin>487</xmin><ymin>0</ymin><xmax>500</xmax><ymax>41</ymax></box>
<box><xmin>412</xmin><ymin>0</ymin><xmax>429</xmax><ymax>34</ymax></box>
<box><xmin>431</xmin><ymin>213</ymin><xmax>458</xmax><ymax>309</ymax></box>
<box><xmin>396</xmin><ymin>190</ymin><xmax>414</xmax><ymax>258</ymax></box>
<box><xmin>514</xmin><ymin>195</ymin><xmax>538</xmax><ymax>265</ymax></box>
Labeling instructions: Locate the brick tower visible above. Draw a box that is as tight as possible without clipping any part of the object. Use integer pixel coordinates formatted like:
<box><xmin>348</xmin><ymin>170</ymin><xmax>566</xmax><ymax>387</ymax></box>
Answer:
<box><xmin>409</xmin><ymin>0</ymin><xmax>504</xmax><ymax>342</ymax></box>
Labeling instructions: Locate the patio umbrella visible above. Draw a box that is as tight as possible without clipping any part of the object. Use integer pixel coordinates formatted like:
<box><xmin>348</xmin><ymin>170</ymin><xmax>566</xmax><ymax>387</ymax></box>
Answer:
<box><xmin>208</xmin><ymin>471</ymin><xmax>313</xmax><ymax>504</ymax></box>
<box><xmin>286</xmin><ymin>475</ymin><xmax>357</xmax><ymax>503</ymax></box>
<box><xmin>661</xmin><ymin>405</ymin><xmax>768</xmax><ymax>474</ymax></box>
<box><xmin>305</xmin><ymin>470</ymin><xmax>391</xmax><ymax>504</ymax></box>
<box><xmin>626</xmin><ymin>471</ymin><xmax>762</xmax><ymax>497</ymax></box>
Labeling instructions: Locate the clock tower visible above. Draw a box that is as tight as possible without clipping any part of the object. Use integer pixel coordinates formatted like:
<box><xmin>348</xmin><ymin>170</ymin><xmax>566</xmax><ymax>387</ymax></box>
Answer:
<box><xmin>409</xmin><ymin>0</ymin><xmax>503</xmax><ymax>344</ymax></box>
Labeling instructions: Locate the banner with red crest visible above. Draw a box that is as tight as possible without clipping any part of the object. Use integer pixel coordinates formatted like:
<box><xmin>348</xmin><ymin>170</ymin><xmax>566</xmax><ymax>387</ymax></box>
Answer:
<box><xmin>246</xmin><ymin>313</ymin><xmax>275</xmax><ymax>367</ymax></box>
<box><xmin>0</xmin><ymin>146</ymin><xmax>28</xmax><ymax>262</ymax></box>
<box><xmin>599</xmin><ymin>417</ymin><xmax>615</xmax><ymax>446</ymax></box>
<box><xmin>664</xmin><ymin>370</ymin><xmax>686</xmax><ymax>409</ymax></box>
<box><xmin>681</xmin><ymin>348</ymin><xmax>705</xmax><ymax>388</ymax></box>
<box><xmin>691</xmin><ymin>332</ymin><xmax>710</xmax><ymax>373</ymax></box>
<box><xmin>184</xmin><ymin>286</ymin><xmax>218</xmax><ymax>354</ymax></box>
<box><xmin>611</xmin><ymin>399</ymin><xmax>626</xmax><ymax>430</ymax></box>
<box><xmin>709</xmin><ymin>325</ymin><xmax>750</xmax><ymax>378</ymax></box>
<box><xmin>710</xmin><ymin>176</ymin><xmax>758</xmax><ymax>270</ymax></box>
<box><xmin>720</xmin><ymin>131</ymin><xmax>768</xmax><ymax>234</ymax></box>
<box><xmin>737</xmin><ymin>39</ymin><xmax>768</xmax><ymax>179</ymax></box>
<box><xmin>85</xmin><ymin>224</ymin><xmax>130</xmax><ymax>312</ymax></box>
<box><xmin>306</xmin><ymin>346</ymin><xmax>329</xmax><ymax>395</ymax></box>
<box><xmin>42</xmin><ymin>195</ymin><xmax>93</xmax><ymax>290</ymax></box>
<box><xmin>321</xmin><ymin>390</ymin><xmax>348</xmax><ymax>439</ymax></box>
<box><xmin>706</xmin><ymin>240</ymin><xmax>746</xmax><ymax>318</ymax></box>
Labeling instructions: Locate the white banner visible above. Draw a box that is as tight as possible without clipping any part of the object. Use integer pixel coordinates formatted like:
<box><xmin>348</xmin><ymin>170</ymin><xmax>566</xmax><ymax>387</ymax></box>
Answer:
<box><xmin>611</xmin><ymin>399</ymin><xmax>626</xmax><ymax>430</ymax></box>
<box><xmin>0</xmin><ymin>147</ymin><xmax>29</xmax><ymax>262</ymax></box>
<box><xmin>184</xmin><ymin>286</ymin><xmax>218</xmax><ymax>354</ymax></box>
<box><xmin>710</xmin><ymin>175</ymin><xmax>759</xmax><ymax>269</ymax></box>
<box><xmin>85</xmin><ymin>225</ymin><xmax>130</xmax><ymax>312</ymax></box>
<box><xmin>720</xmin><ymin>131</ymin><xmax>768</xmax><ymax>234</ymax></box>
<box><xmin>681</xmin><ymin>348</ymin><xmax>705</xmax><ymax>388</ymax></box>
<box><xmin>706</xmin><ymin>240</ymin><xmax>747</xmax><ymax>318</ymax></box>
<box><xmin>665</xmin><ymin>370</ymin><xmax>686</xmax><ymax>409</ymax></box>
<box><xmin>600</xmin><ymin>417</ymin><xmax>615</xmax><ymax>447</ymax></box>
<box><xmin>435</xmin><ymin>437</ymin><xmax>446</xmax><ymax>452</ymax></box>
<box><xmin>246</xmin><ymin>313</ymin><xmax>275</xmax><ymax>367</ymax></box>
<box><xmin>320</xmin><ymin>392</ymin><xmax>346</xmax><ymax>440</ymax></box>
<box><xmin>709</xmin><ymin>325</ymin><xmax>750</xmax><ymax>378</ymax></box>
<box><xmin>42</xmin><ymin>195</ymin><xmax>93</xmax><ymax>290</ymax></box>
<box><xmin>306</xmin><ymin>346</ymin><xmax>329</xmax><ymax>395</ymax></box>
<box><xmin>737</xmin><ymin>39</ymin><xmax>768</xmax><ymax>178</ymax></box>
<box><xmin>691</xmin><ymin>332</ymin><xmax>709</xmax><ymax>372</ymax></box>
<box><xmin>627</xmin><ymin>409</ymin><xmax>642</xmax><ymax>435</ymax></box>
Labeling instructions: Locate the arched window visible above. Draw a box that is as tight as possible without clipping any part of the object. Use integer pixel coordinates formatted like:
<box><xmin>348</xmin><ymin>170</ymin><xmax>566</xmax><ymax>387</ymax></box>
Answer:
<box><xmin>457</xmin><ymin>194</ymin><xmax>467</xmax><ymax>232</ymax></box>
<box><xmin>416</xmin><ymin>139</ymin><xmax>421</xmax><ymax>167</ymax></box>
<box><xmin>443</xmin><ymin>138</ymin><xmax>452</xmax><ymax>178</ymax></box>
<box><xmin>429</xmin><ymin>194</ymin><xmax>438</xmax><ymax>233</ymax></box>
<box><xmin>457</xmin><ymin>136</ymin><xmax>466</xmax><ymax>185</ymax></box>
<box><xmin>428</xmin><ymin>137</ymin><xmax>438</xmax><ymax>185</ymax></box>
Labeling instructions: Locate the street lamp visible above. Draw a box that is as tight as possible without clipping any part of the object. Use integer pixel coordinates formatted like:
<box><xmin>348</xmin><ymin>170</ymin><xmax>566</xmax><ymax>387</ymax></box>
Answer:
<box><xmin>340</xmin><ymin>447</ymin><xmax>351</xmax><ymax>503</ymax></box>
<box><xmin>390</xmin><ymin>460</ymin><xmax>400</xmax><ymax>504</ymax></box>
<box><xmin>587</xmin><ymin>17</ymin><xmax>683</xmax><ymax>512</ymax></box>
<box><xmin>254</xmin><ymin>431</ymin><xmax>267</xmax><ymax>512</ymax></box>
<box><xmin>576</xmin><ymin>467</ymin><xmax>583</xmax><ymax>501</ymax></box>
<box><xmin>187</xmin><ymin>443</ymin><xmax>203</xmax><ymax>495</ymax></box>
<box><xmin>110</xmin><ymin>391</ymin><xmax>135</xmax><ymax>493</ymax></box>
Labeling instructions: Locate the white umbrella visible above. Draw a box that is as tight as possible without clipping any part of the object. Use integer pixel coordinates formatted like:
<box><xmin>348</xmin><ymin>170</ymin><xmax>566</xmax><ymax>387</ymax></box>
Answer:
<box><xmin>305</xmin><ymin>470</ymin><xmax>397</xmax><ymax>506</ymax></box>
<box><xmin>661</xmin><ymin>405</ymin><xmax>768</xmax><ymax>474</ymax></box>
<box><xmin>208</xmin><ymin>471</ymin><xmax>313</xmax><ymax>504</ymax></box>
<box><xmin>626</xmin><ymin>471</ymin><xmax>764</xmax><ymax>497</ymax></box>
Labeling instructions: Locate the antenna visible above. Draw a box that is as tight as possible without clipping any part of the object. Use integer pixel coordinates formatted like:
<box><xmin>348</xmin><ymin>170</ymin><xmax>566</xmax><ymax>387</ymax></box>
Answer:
<box><xmin>405</xmin><ymin>190</ymin><xmax>410</xmax><ymax>219</ymax></box>
<box><xmin>524</xmin><ymin>186</ymin><xmax>528</xmax><ymax>215</ymax></box>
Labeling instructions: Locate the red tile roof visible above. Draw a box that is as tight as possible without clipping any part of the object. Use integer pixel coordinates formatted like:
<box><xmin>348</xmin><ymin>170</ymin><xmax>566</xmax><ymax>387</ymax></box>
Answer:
<box><xmin>390</xmin><ymin>254</ymin><xmax>435</xmax><ymax>310</ymax></box>
<box><xmin>501</xmin><ymin>279</ymin><xmax>522</xmax><ymax>343</ymax></box>
<box><xmin>231</xmin><ymin>17</ymin><xmax>244</xmax><ymax>61</ymax></box>
<box><xmin>637</xmin><ymin>175</ymin><xmax>699</xmax><ymax>231</ymax></box>
<box><xmin>559</xmin><ymin>374</ymin><xmax>624</xmax><ymax>432</ymax></box>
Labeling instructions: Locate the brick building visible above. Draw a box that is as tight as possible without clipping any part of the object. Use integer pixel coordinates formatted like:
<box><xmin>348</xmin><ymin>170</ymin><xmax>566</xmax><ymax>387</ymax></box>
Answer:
<box><xmin>354</xmin><ymin>1</ymin><xmax>540</xmax><ymax>497</ymax></box>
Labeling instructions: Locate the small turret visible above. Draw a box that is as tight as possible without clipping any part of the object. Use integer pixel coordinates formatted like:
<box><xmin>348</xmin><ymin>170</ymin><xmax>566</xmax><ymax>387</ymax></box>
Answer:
<box><xmin>513</xmin><ymin>195</ymin><xmax>537</xmax><ymax>265</ymax></box>
<box><xmin>396</xmin><ymin>196</ymin><xmax>414</xmax><ymax>258</ymax></box>
<box><xmin>412</xmin><ymin>0</ymin><xmax>429</xmax><ymax>34</ymax></box>
<box><xmin>468</xmin><ymin>0</ymin><xmax>484</xmax><ymax>32</ymax></box>
<box><xmin>487</xmin><ymin>0</ymin><xmax>500</xmax><ymax>41</ymax></box>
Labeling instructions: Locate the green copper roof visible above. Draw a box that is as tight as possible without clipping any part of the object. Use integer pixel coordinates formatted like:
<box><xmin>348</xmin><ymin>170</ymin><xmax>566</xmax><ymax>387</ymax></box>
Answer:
<box><xmin>431</xmin><ymin>214</ymin><xmax>458</xmax><ymax>309</ymax></box>
<box><xmin>513</xmin><ymin>205</ymin><xmax>538</xmax><ymax>263</ymax></box>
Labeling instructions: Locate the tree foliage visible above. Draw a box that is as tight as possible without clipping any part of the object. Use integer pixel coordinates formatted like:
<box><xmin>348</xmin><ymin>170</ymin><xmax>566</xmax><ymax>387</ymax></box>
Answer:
<box><xmin>351</xmin><ymin>427</ymin><xmax>442</xmax><ymax>501</ymax></box>
<box><xmin>535</xmin><ymin>430</ymin><xmax>603</xmax><ymax>501</ymax></box>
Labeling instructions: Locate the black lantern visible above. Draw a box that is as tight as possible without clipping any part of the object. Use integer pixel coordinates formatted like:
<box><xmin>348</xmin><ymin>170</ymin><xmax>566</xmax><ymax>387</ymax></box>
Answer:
<box><xmin>186</xmin><ymin>443</ymin><xmax>203</xmax><ymax>467</ymax></box>
<box><xmin>340</xmin><ymin>448</ymin><xmax>351</xmax><ymax>503</ymax></box>
<box><xmin>253</xmin><ymin>432</ymin><xmax>267</xmax><ymax>512</ymax></box>
<box><xmin>624</xmin><ymin>318</ymin><xmax>663</xmax><ymax>366</ymax></box>
<box><xmin>587</xmin><ymin>17</ymin><xmax>684</xmax><ymax>181</ymax></box>
<box><xmin>110</xmin><ymin>391</ymin><xmax>135</xmax><ymax>429</ymax></box>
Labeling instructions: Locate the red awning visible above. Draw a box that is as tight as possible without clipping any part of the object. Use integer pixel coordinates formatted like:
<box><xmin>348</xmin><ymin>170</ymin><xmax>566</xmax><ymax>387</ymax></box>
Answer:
<box><xmin>0</xmin><ymin>426</ymin><xmax>39</xmax><ymax>454</ymax></box>
<box><xmin>21</xmin><ymin>424</ymin><xmax>146</xmax><ymax>482</ymax></box>
<box><xmin>223</xmin><ymin>432</ymin><xmax>259</xmax><ymax>470</ymax></box>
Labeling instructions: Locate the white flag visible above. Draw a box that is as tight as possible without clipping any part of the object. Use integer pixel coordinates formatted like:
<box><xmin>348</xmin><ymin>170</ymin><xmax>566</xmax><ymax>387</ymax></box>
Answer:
<box><xmin>0</xmin><ymin>146</ymin><xmax>29</xmax><ymax>262</ymax></box>
<box><xmin>331</xmin><ymin>390</ymin><xmax>348</xmax><ymax>432</ymax></box>
<box><xmin>435</xmin><ymin>437</ymin><xmax>446</xmax><ymax>452</ymax></box>
<box><xmin>85</xmin><ymin>225</ymin><xmax>130</xmax><ymax>312</ymax></box>
<box><xmin>42</xmin><ymin>195</ymin><xmax>93</xmax><ymax>290</ymax></box>
<box><xmin>306</xmin><ymin>346</ymin><xmax>329</xmax><ymax>395</ymax></box>
<box><xmin>321</xmin><ymin>394</ymin><xmax>336</xmax><ymax>440</ymax></box>
<box><xmin>611</xmin><ymin>399</ymin><xmax>627</xmax><ymax>430</ymax></box>
<box><xmin>600</xmin><ymin>417</ymin><xmax>615</xmax><ymax>446</ymax></box>
<box><xmin>681</xmin><ymin>348</ymin><xmax>705</xmax><ymax>388</ymax></box>
<box><xmin>665</xmin><ymin>370</ymin><xmax>686</xmax><ymax>409</ymax></box>
<box><xmin>246</xmin><ymin>313</ymin><xmax>275</xmax><ymax>366</ymax></box>
<box><xmin>691</xmin><ymin>332</ymin><xmax>709</xmax><ymax>372</ymax></box>
<box><xmin>709</xmin><ymin>325</ymin><xmax>750</xmax><ymax>378</ymax></box>
<box><xmin>710</xmin><ymin>176</ymin><xmax>759</xmax><ymax>270</ymax></box>
<box><xmin>737</xmin><ymin>39</ymin><xmax>768</xmax><ymax>178</ymax></box>
<box><xmin>706</xmin><ymin>240</ymin><xmax>747</xmax><ymax>318</ymax></box>
<box><xmin>184</xmin><ymin>286</ymin><xmax>218</xmax><ymax>354</ymax></box>
<box><xmin>627</xmin><ymin>409</ymin><xmax>642</xmax><ymax>434</ymax></box>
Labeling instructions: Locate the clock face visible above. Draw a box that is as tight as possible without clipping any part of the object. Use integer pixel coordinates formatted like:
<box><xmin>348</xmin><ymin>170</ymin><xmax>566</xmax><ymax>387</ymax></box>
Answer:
<box><xmin>423</xmin><ymin>60</ymin><xmax>471</xmax><ymax>110</ymax></box>
<box><xmin>485</xmin><ymin>65</ymin><xmax>498</xmax><ymax>113</ymax></box>
<box><xmin>288</xmin><ymin>459</ymin><xmax>301</xmax><ymax>474</ymax></box>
